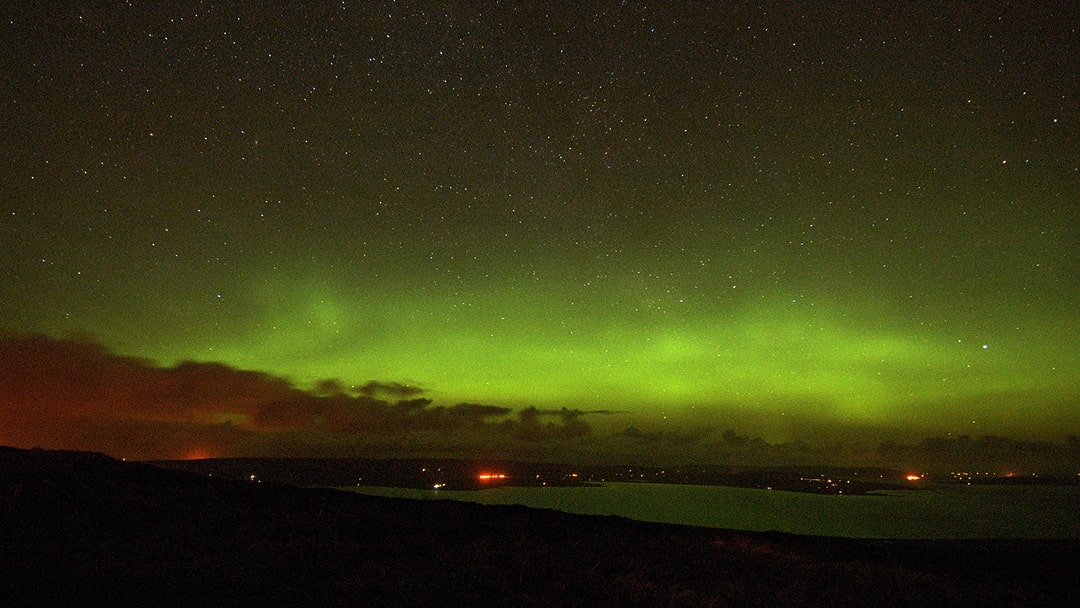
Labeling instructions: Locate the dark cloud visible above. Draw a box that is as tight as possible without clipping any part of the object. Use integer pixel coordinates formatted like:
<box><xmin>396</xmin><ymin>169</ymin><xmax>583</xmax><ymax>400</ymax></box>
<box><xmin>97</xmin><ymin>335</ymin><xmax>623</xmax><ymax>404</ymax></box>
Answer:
<box><xmin>0</xmin><ymin>332</ymin><xmax>578</xmax><ymax>459</ymax></box>
<box><xmin>354</xmin><ymin>380</ymin><xmax>425</xmax><ymax>400</ymax></box>
<box><xmin>249</xmin><ymin>398</ymin><xmax>329</xmax><ymax>432</ymax></box>
<box><xmin>450</xmin><ymin>402</ymin><xmax>514</xmax><ymax>418</ymax></box>
<box><xmin>877</xmin><ymin>435</ymin><xmax>1080</xmax><ymax>474</ymax></box>
<box><xmin>614</xmin><ymin>427</ymin><xmax>700</xmax><ymax>445</ymax></box>
<box><xmin>608</xmin><ymin>426</ymin><xmax>804</xmax><ymax>466</ymax></box>
<box><xmin>313</xmin><ymin>379</ymin><xmax>347</xmax><ymax>396</ymax></box>
<box><xmin>2</xmin><ymin>332</ymin><xmax>1076</xmax><ymax>471</ymax></box>
<box><xmin>513</xmin><ymin>407</ymin><xmax>592</xmax><ymax>442</ymax></box>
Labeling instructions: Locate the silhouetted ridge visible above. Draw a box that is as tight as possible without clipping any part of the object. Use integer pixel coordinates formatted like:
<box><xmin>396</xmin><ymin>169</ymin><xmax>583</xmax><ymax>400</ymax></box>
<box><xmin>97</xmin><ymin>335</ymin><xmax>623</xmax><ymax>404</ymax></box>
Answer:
<box><xmin>1</xmin><ymin>446</ymin><xmax>1076</xmax><ymax>607</ymax></box>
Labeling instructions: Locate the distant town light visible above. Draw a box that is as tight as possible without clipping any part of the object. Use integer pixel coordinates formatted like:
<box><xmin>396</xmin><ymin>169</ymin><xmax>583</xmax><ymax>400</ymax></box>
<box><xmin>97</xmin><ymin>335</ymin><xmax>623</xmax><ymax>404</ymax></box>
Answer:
<box><xmin>478</xmin><ymin>473</ymin><xmax>507</xmax><ymax>481</ymax></box>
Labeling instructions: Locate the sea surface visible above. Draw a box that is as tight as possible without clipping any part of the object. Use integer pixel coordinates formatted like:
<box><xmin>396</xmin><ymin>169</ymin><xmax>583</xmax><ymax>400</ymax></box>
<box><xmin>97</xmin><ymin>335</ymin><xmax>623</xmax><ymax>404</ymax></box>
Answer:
<box><xmin>346</xmin><ymin>482</ymin><xmax>1080</xmax><ymax>539</ymax></box>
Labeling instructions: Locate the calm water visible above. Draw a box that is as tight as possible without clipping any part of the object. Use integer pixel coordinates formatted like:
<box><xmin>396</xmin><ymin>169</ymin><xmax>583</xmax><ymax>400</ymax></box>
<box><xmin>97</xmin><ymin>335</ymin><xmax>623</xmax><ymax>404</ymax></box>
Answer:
<box><xmin>347</xmin><ymin>482</ymin><xmax>1080</xmax><ymax>539</ymax></box>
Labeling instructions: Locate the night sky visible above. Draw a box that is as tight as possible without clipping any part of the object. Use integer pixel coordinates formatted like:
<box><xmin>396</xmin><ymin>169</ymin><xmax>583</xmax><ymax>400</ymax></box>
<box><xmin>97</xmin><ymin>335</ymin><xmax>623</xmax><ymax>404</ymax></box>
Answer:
<box><xmin>2</xmin><ymin>2</ymin><xmax>1078</xmax><ymax>469</ymax></box>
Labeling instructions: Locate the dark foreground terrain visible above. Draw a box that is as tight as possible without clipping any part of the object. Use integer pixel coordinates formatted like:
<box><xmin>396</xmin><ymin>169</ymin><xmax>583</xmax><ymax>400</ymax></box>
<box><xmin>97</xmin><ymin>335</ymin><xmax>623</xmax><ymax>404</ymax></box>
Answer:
<box><xmin>2</xmin><ymin>447</ymin><xmax>1076</xmax><ymax>607</ymax></box>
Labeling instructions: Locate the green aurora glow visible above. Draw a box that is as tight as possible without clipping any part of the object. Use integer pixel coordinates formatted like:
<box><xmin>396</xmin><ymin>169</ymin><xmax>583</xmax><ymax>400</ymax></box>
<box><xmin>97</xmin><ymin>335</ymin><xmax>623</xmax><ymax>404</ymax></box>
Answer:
<box><xmin>1</xmin><ymin>2</ymin><xmax>1077</xmax><ymax>460</ymax></box>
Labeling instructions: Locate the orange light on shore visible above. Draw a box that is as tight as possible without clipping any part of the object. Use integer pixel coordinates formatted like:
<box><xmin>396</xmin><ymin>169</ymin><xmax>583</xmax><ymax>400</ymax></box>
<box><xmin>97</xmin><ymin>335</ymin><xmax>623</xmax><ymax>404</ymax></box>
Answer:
<box><xmin>478</xmin><ymin>473</ymin><xmax>507</xmax><ymax>481</ymax></box>
<box><xmin>905</xmin><ymin>474</ymin><xmax>922</xmax><ymax>481</ymax></box>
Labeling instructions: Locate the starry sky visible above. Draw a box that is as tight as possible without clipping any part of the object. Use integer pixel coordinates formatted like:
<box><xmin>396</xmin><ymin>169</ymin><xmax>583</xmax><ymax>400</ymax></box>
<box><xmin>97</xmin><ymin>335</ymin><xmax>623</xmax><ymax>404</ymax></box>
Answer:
<box><xmin>1</xmin><ymin>2</ymin><xmax>1078</xmax><ymax>469</ymax></box>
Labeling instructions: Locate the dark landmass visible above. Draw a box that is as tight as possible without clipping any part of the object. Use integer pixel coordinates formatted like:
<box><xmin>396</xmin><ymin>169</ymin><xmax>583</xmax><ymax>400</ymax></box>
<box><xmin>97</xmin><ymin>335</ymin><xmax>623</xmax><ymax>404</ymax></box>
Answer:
<box><xmin>156</xmin><ymin>457</ymin><xmax>1079</xmax><ymax>495</ymax></box>
<box><xmin>155</xmin><ymin>457</ymin><xmax>924</xmax><ymax>494</ymax></box>
<box><xmin>937</xmin><ymin>471</ymin><xmax>1080</xmax><ymax>486</ymax></box>
<box><xmin>3</xmin><ymin>447</ymin><xmax>1077</xmax><ymax>607</ymax></box>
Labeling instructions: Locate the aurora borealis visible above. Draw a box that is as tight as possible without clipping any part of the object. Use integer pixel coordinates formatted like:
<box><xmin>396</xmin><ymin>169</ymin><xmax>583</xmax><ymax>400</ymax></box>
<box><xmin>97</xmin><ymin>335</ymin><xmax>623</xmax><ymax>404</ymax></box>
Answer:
<box><xmin>2</xmin><ymin>2</ymin><xmax>1078</xmax><ymax>468</ymax></box>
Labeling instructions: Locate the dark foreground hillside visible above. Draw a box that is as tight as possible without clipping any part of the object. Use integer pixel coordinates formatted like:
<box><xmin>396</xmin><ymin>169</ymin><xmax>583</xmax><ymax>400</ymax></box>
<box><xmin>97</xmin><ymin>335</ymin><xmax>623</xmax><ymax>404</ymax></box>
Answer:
<box><xmin>1</xmin><ymin>447</ymin><xmax>1075</xmax><ymax>607</ymax></box>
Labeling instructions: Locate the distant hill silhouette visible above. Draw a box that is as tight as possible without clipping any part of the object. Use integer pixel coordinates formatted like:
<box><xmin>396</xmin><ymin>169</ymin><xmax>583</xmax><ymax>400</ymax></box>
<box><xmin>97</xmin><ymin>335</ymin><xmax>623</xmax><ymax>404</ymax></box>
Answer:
<box><xmin>1</xmin><ymin>446</ymin><xmax>1076</xmax><ymax>607</ymax></box>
